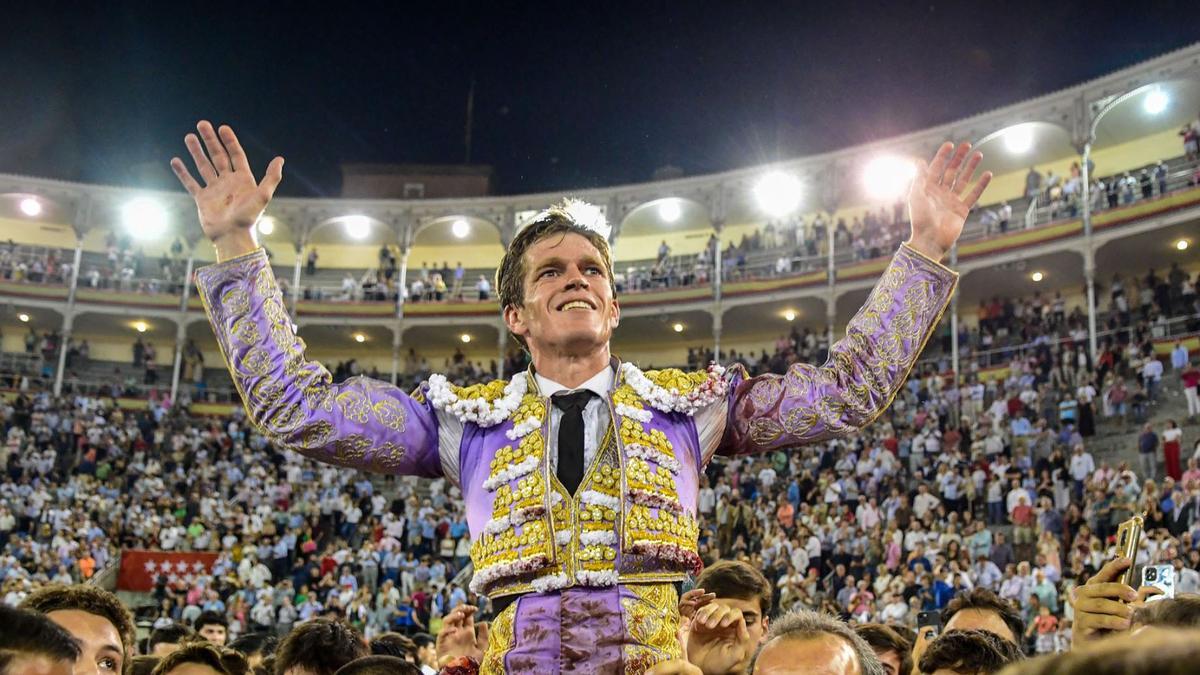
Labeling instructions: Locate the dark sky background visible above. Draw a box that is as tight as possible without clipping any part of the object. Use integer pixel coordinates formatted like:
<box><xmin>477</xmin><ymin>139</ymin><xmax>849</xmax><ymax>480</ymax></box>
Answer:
<box><xmin>2</xmin><ymin>2</ymin><xmax>1197</xmax><ymax>197</ymax></box>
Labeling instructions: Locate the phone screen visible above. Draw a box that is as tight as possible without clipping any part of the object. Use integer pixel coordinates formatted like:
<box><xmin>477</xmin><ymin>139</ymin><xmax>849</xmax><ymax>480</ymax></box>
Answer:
<box><xmin>1142</xmin><ymin>564</ymin><xmax>1176</xmax><ymax>602</ymax></box>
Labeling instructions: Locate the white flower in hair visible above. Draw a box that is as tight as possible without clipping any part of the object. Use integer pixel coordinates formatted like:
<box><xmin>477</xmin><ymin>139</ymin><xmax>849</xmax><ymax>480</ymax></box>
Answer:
<box><xmin>535</xmin><ymin>198</ymin><xmax>611</xmax><ymax>239</ymax></box>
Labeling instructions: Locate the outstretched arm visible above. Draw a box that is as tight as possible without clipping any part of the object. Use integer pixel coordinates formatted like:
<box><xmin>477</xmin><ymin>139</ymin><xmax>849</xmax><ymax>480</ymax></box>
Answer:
<box><xmin>711</xmin><ymin>143</ymin><xmax>990</xmax><ymax>459</ymax></box>
<box><xmin>174</xmin><ymin>122</ymin><xmax>445</xmax><ymax>478</ymax></box>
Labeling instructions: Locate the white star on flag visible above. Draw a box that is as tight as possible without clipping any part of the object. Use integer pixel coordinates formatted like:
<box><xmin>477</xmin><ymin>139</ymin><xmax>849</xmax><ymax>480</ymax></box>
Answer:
<box><xmin>167</xmin><ymin>574</ymin><xmax>180</xmax><ymax>584</ymax></box>
<box><xmin>144</xmin><ymin>561</ymin><xmax>158</xmax><ymax>573</ymax></box>
<box><xmin>176</xmin><ymin>561</ymin><xmax>189</xmax><ymax>573</ymax></box>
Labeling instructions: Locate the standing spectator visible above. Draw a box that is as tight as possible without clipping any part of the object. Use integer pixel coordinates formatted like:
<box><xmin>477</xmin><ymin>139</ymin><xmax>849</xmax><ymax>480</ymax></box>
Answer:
<box><xmin>475</xmin><ymin>275</ymin><xmax>491</xmax><ymax>301</ymax></box>
<box><xmin>1182</xmin><ymin>360</ymin><xmax>1200</xmax><ymax>422</ymax></box>
<box><xmin>306</xmin><ymin>248</ymin><xmax>319</xmax><ymax>275</ymax></box>
<box><xmin>1163</xmin><ymin>420</ymin><xmax>1184</xmax><ymax>482</ymax></box>
<box><xmin>1143</xmin><ymin>356</ymin><xmax>1164</xmax><ymax>402</ymax></box>
<box><xmin>1139</xmin><ymin>423</ymin><xmax>1160</xmax><ymax>480</ymax></box>
<box><xmin>1069</xmin><ymin>444</ymin><xmax>1095</xmax><ymax>501</ymax></box>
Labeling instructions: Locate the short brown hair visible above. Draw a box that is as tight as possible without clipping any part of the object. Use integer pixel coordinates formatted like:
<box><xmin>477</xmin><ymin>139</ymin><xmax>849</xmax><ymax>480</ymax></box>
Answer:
<box><xmin>367</xmin><ymin>633</ymin><xmax>414</xmax><ymax>660</ymax></box>
<box><xmin>1133</xmin><ymin>594</ymin><xmax>1200</xmax><ymax>629</ymax></box>
<box><xmin>21</xmin><ymin>584</ymin><xmax>136</xmax><ymax>672</ymax></box>
<box><xmin>333</xmin><ymin>655</ymin><xmax>421</xmax><ymax>675</ymax></box>
<box><xmin>855</xmin><ymin>623</ymin><xmax>912</xmax><ymax>675</ymax></box>
<box><xmin>942</xmin><ymin>588</ymin><xmax>1025</xmax><ymax>646</ymax></box>
<box><xmin>919</xmin><ymin>629</ymin><xmax>1023</xmax><ymax>675</ymax></box>
<box><xmin>151</xmin><ymin>643</ymin><xmax>249</xmax><ymax>675</ymax></box>
<box><xmin>274</xmin><ymin>619</ymin><xmax>367</xmax><ymax>675</ymax></box>
<box><xmin>495</xmin><ymin>207</ymin><xmax>615</xmax><ymax>347</ymax></box>
<box><xmin>696</xmin><ymin>560</ymin><xmax>773</xmax><ymax>616</ymax></box>
<box><xmin>996</xmin><ymin>628</ymin><xmax>1200</xmax><ymax>675</ymax></box>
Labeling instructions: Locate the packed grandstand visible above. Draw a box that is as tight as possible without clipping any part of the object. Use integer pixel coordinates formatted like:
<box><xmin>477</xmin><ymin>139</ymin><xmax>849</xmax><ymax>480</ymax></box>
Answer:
<box><xmin>2</xmin><ymin>42</ymin><xmax>1200</xmax><ymax>675</ymax></box>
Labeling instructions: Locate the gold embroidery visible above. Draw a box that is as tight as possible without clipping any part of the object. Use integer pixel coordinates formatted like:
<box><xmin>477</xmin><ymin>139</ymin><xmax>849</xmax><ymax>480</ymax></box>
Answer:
<box><xmin>236</xmin><ymin>347</ymin><xmax>272</xmax><ymax>377</ymax></box>
<box><xmin>749</xmin><ymin>417</ymin><xmax>784</xmax><ymax>446</ymax></box>
<box><xmin>332</xmin><ymin>434</ymin><xmax>373</xmax><ymax>465</ymax></box>
<box><xmin>220</xmin><ymin>288</ymin><xmax>249</xmax><ymax>315</ymax></box>
<box><xmin>622</xmin><ymin>583</ymin><xmax>681</xmax><ymax>672</ymax></box>
<box><xmin>255</xmin><ymin>268</ymin><xmax>277</xmax><ymax>296</ymax></box>
<box><xmin>369</xmin><ymin>441</ymin><xmax>407</xmax><ymax>472</ymax></box>
<box><xmin>295</xmin><ymin>420</ymin><xmax>335</xmax><ymax>449</ymax></box>
<box><xmin>480</xmin><ymin>600</ymin><xmax>517</xmax><ymax>675</ymax></box>
<box><xmin>749</xmin><ymin>378</ymin><xmax>782</xmax><ymax>409</ymax></box>
<box><xmin>231</xmin><ymin>317</ymin><xmax>261</xmax><ymax>345</ymax></box>
<box><xmin>371</xmin><ymin>399</ymin><xmax>407</xmax><ymax>432</ymax></box>
<box><xmin>335</xmin><ymin>390</ymin><xmax>371</xmax><ymax>424</ymax></box>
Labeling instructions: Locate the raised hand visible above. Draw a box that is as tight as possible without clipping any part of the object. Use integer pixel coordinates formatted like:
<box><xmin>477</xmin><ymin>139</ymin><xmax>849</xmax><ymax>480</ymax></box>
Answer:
<box><xmin>907</xmin><ymin>141</ymin><xmax>992</xmax><ymax>262</ymax></box>
<box><xmin>436</xmin><ymin>605</ymin><xmax>487</xmax><ymax>665</ymax></box>
<box><xmin>686</xmin><ymin>602</ymin><xmax>753</xmax><ymax>675</ymax></box>
<box><xmin>1070</xmin><ymin>557</ymin><xmax>1138</xmax><ymax>646</ymax></box>
<box><xmin>170</xmin><ymin>121</ymin><xmax>284</xmax><ymax>262</ymax></box>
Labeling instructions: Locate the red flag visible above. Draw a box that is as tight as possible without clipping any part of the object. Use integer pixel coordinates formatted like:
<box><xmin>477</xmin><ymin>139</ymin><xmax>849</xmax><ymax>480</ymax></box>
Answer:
<box><xmin>117</xmin><ymin>550</ymin><xmax>220</xmax><ymax>592</ymax></box>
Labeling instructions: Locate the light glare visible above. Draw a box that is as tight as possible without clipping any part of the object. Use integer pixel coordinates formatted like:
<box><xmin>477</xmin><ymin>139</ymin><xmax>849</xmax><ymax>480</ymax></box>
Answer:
<box><xmin>1003</xmin><ymin>125</ymin><xmax>1034</xmax><ymax>154</ymax></box>
<box><xmin>658</xmin><ymin>199</ymin><xmax>682</xmax><ymax>223</ymax></box>
<box><xmin>452</xmin><ymin>219</ymin><xmax>471</xmax><ymax>239</ymax></box>
<box><xmin>1031</xmin><ymin>271</ymin><xmax>1044</xmax><ymax>282</ymax></box>
<box><xmin>863</xmin><ymin>156</ymin><xmax>917</xmax><ymax>200</ymax></box>
<box><xmin>344</xmin><ymin>216</ymin><xmax>371</xmax><ymax>240</ymax></box>
<box><xmin>672</xmin><ymin>323</ymin><xmax>684</xmax><ymax>333</ymax></box>
<box><xmin>134</xmin><ymin>321</ymin><xmax>148</xmax><ymax>333</ymax></box>
<box><xmin>354</xmin><ymin>333</ymin><xmax>366</xmax><ymax>343</ymax></box>
<box><xmin>1144</xmin><ymin>89</ymin><xmax>1169</xmax><ymax>115</ymax></box>
<box><xmin>257</xmin><ymin>216</ymin><xmax>276</xmax><ymax>235</ymax></box>
<box><xmin>460</xmin><ymin>334</ymin><xmax>471</xmax><ymax>343</ymax></box>
<box><xmin>19</xmin><ymin>198</ymin><xmax>42</xmax><ymax>217</ymax></box>
<box><xmin>754</xmin><ymin>172</ymin><xmax>803</xmax><ymax>217</ymax></box>
<box><xmin>122</xmin><ymin>198</ymin><xmax>169</xmax><ymax>239</ymax></box>
<box><xmin>784</xmin><ymin>310</ymin><xmax>796</xmax><ymax>322</ymax></box>
<box><xmin>1177</xmin><ymin>239</ymin><xmax>1190</xmax><ymax>251</ymax></box>
<box><xmin>18</xmin><ymin>313</ymin><xmax>29</xmax><ymax>323</ymax></box>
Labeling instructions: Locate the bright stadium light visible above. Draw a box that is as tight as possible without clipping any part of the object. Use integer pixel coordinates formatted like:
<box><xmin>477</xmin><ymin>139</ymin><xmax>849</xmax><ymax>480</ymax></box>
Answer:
<box><xmin>122</xmin><ymin>198</ymin><xmax>168</xmax><ymax>239</ymax></box>
<box><xmin>452</xmin><ymin>219</ymin><xmax>471</xmax><ymax>239</ymax></box>
<box><xmin>1144</xmin><ymin>89</ymin><xmax>1169</xmax><ymax>115</ymax></box>
<box><xmin>353</xmin><ymin>333</ymin><xmax>366</xmax><ymax>343</ymax></box>
<box><xmin>783</xmin><ymin>310</ymin><xmax>796</xmax><ymax>322</ymax></box>
<box><xmin>18</xmin><ymin>313</ymin><xmax>29</xmax><ymax>323</ymax></box>
<box><xmin>672</xmin><ymin>323</ymin><xmax>684</xmax><ymax>333</ymax></box>
<box><xmin>658</xmin><ymin>199</ymin><xmax>682</xmax><ymax>223</ymax></box>
<box><xmin>1031</xmin><ymin>271</ymin><xmax>1044</xmax><ymax>282</ymax></box>
<box><xmin>343</xmin><ymin>216</ymin><xmax>371</xmax><ymax>240</ymax></box>
<box><xmin>19</xmin><ymin>198</ymin><xmax>42</xmax><ymax>217</ymax></box>
<box><xmin>1176</xmin><ymin>239</ymin><xmax>1190</xmax><ymax>251</ymax></box>
<box><xmin>257</xmin><ymin>216</ymin><xmax>276</xmax><ymax>236</ymax></box>
<box><xmin>754</xmin><ymin>172</ymin><xmax>803</xmax><ymax>217</ymax></box>
<box><xmin>863</xmin><ymin>156</ymin><xmax>917</xmax><ymax>200</ymax></box>
<box><xmin>460</xmin><ymin>334</ymin><xmax>472</xmax><ymax>343</ymax></box>
<box><xmin>134</xmin><ymin>321</ymin><xmax>148</xmax><ymax>333</ymax></box>
<box><xmin>1003</xmin><ymin>125</ymin><xmax>1034</xmax><ymax>154</ymax></box>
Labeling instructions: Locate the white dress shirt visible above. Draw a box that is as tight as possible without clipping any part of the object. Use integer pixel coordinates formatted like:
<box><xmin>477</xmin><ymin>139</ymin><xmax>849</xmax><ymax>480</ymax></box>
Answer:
<box><xmin>535</xmin><ymin>366</ymin><xmax>615</xmax><ymax>473</ymax></box>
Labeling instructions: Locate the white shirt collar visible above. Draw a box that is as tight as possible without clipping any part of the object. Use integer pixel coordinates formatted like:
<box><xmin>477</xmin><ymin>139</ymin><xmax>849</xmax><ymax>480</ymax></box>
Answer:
<box><xmin>534</xmin><ymin>364</ymin><xmax>614</xmax><ymax>400</ymax></box>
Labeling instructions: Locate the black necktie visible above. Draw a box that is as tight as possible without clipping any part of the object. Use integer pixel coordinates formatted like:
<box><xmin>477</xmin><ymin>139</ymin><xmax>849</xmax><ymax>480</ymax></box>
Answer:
<box><xmin>552</xmin><ymin>390</ymin><xmax>593</xmax><ymax>495</ymax></box>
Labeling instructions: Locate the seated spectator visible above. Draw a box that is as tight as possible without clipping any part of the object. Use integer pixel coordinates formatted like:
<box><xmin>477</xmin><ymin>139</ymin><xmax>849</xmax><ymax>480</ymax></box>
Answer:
<box><xmin>194</xmin><ymin>611</ymin><xmax>229</xmax><ymax>646</ymax></box>
<box><xmin>148</xmin><ymin>624</ymin><xmax>197</xmax><ymax>657</ymax></box>
<box><xmin>21</xmin><ymin>585</ymin><xmax>136</xmax><ymax>675</ymax></box>
<box><xmin>855</xmin><ymin>623</ymin><xmax>912</xmax><ymax>675</ymax></box>
<box><xmin>0</xmin><ymin>604</ymin><xmax>81</xmax><ymax>675</ymax></box>
<box><xmin>332</xmin><ymin>655</ymin><xmax>421</xmax><ymax>675</ymax></box>
<box><xmin>273</xmin><ymin>620</ymin><xmax>368</xmax><ymax>675</ymax></box>
<box><xmin>751</xmin><ymin>608</ymin><xmax>884</xmax><ymax>675</ymax></box>
<box><xmin>686</xmin><ymin>560</ymin><xmax>772</xmax><ymax>675</ymax></box>
<box><xmin>918</xmin><ymin>629</ymin><xmax>1024</xmax><ymax>675</ymax></box>
<box><xmin>149</xmin><ymin>642</ymin><xmax>248</xmax><ymax>675</ymax></box>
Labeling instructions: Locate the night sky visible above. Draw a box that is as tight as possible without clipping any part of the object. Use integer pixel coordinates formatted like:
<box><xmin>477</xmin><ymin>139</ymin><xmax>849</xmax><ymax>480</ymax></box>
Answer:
<box><xmin>2</xmin><ymin>2</ymin><xmax>1197</xmax><ymax>197</ymax></box>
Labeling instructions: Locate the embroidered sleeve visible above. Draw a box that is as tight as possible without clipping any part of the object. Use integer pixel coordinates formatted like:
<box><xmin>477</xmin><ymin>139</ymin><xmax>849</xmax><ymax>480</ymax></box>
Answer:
<box><xmin>194</xmin><ymin>249</ymin><xmax>442</xmax><ymax>477</ymax></box>
<box><xmin>718</xmin><ymin>243</ymin><xmax>957</xmax><ymax>457</ymax></box>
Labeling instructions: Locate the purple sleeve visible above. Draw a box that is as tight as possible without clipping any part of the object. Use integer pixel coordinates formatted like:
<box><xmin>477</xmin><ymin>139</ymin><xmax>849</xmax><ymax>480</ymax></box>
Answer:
<box><xmin>194</xmin><ymin>249</ymin><xmax>442</xmax><ymax>477</ymax></box>
<box><xmin>720</xmin><ymin>244</ymin><xmax>957</xmax><ymax>455</ymax></box>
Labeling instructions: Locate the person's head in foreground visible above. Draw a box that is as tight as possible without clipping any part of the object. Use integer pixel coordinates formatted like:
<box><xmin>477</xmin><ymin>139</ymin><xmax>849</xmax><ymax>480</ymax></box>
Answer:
<box><xmin>148</xmin><ymin>625</ymin><xmax>197</xmax><ymax>657</ymax></box>
<box><xmin>1131</xmin><ymin>594</ymin><xmax>1200</xmax><ymax>631</ymax></box>
<box><xmin>751</xmin><ymin>608</ymin><xmax>884</xmax><ymax>675</ymax></box>
<box><xmin>272</xmin><ymin>620</ymin><xmax>367</xmax><ymax>675</ymax></box>
<box><xmin>854</xmin><ymin>624</ymin><xmax>912</xmax><ymax>675</ymax></box>
<box><xmin>192</xmin><ymin>613</ymin><xmax>228</xmax><ymax>647</ymax></box>
<box><xmin>497</xmin><ymin>201</ymin><xmax>618</xmax><ymax>361</ymax></box>
<box><xmin>226</xmin><ymin>635</ymin><xmax>277</xmax><ymax>671</ymax></box>
<box><xmin>21</xmin><ymin>584</ymin><xmax>136</xmax><ymax>675</ymax></box>
<box><xmin>149</xmin><ymin>643</ymin><xmax>248</xmax><ymax>675</ymax></box>
<box><xmin>365</xmin><ymin>634</ymin><xmax>415</xmax><ymax>663</ymax></box>
<box><xmin>996</xmin><ymin>627</ymin><xmax>1200</xmax><ymax>675</ymax></box>
<box><xmin>918</xmin><ymin>629</ymin><xmax>1024</xmax><ymax>675</ymax></box>
<box><xmin>331</xmin><ymin>656</ymin><xmax>421</xmax><ymax>675</ymax></box>
<box><xmin>0</xmin><ymin>604</ymin><xmax>81</xmax><ymax>675</ymax></box>
<box><xmin>912</xmin><ymin>588</ymin><xmax>1023</xmax><ymax>666</ymax></box>
<box><xmin>694</xmin><ymin>560</ymin><xmax>774</xmax><ymax>670</ymax></box>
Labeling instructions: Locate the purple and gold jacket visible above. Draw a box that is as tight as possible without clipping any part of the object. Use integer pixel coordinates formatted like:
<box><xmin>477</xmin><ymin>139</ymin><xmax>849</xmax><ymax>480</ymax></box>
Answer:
<box><xmin>195</xmin><ymin>243</ymin><xmax>955</xmax><ymax>672</ymax></box>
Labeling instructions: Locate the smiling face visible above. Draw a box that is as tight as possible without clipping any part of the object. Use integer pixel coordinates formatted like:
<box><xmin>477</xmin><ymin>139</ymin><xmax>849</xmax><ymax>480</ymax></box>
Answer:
<box><xmin>503</xmin><ymin>232</ymin><xmax>620</xmax><ymax>358</ymax></box>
